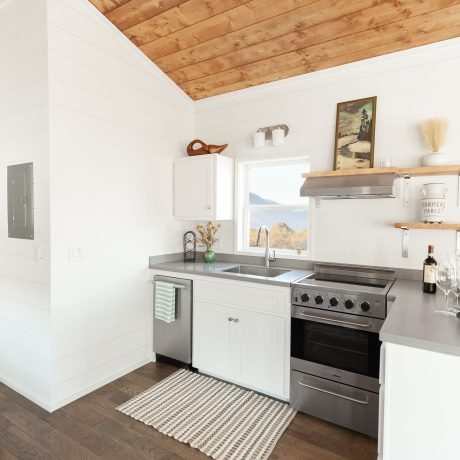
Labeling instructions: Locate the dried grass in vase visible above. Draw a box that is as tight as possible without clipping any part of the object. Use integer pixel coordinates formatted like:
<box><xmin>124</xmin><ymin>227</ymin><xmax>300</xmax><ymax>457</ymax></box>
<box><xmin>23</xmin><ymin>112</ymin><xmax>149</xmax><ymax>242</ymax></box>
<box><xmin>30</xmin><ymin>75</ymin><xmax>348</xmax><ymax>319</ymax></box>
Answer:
<box><xmin>419</xmin><ymin>118</ymin><xmax>448</xmax><ymax>153</ymax></box>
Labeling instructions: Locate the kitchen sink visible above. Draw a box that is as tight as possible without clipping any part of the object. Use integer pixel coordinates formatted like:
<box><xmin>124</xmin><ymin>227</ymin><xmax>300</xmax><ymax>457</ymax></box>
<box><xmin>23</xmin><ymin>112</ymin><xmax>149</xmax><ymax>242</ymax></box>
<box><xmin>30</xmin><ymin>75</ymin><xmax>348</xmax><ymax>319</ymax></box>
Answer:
<box><xmin>221</xmin><ymin>264</ymin><xmax>291</xmax><ymax>278</ymax></box>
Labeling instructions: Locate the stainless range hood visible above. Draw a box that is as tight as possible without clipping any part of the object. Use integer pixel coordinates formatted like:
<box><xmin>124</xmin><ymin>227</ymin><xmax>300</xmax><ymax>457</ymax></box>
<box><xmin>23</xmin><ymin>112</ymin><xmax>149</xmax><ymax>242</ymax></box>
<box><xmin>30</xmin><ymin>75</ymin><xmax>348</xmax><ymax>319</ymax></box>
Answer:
<box><xmin>300</xmin><ymin>173</ymin><xmax>397</xmax><ymax>199</ymax></box>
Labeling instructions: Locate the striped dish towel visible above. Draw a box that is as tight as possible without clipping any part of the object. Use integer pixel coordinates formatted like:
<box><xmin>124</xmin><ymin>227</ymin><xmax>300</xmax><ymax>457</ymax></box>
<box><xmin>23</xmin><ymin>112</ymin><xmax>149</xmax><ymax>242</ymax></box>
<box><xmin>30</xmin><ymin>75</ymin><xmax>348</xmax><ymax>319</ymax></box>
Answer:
<box><xmin>155</xmin><ymin>281</ymin><xmax>176</xmax><ymax>323</ymax></box>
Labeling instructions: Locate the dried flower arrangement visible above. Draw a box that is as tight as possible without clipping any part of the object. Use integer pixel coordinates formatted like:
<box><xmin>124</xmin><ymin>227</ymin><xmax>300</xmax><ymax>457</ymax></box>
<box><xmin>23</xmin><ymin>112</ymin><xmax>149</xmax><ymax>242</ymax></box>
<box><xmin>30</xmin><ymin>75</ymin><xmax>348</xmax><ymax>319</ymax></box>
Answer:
<box><xmin>419</xmin><ymin>118</ymin><xmax>448</xmax><ymax>153</ymax></box>
<box><xmin>196</xmin><ymin>221</ymin><xmax>221</xmax><ymax>249</ymax></box>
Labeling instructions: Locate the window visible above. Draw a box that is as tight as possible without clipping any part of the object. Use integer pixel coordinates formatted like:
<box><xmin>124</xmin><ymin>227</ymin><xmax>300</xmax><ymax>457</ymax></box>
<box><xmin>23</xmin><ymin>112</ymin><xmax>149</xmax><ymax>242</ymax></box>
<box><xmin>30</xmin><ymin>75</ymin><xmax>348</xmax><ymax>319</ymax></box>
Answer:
<box><xmin>237</xmin><ymin>158</ymin><xmax>309</xmax><ymax>256</ymax></box>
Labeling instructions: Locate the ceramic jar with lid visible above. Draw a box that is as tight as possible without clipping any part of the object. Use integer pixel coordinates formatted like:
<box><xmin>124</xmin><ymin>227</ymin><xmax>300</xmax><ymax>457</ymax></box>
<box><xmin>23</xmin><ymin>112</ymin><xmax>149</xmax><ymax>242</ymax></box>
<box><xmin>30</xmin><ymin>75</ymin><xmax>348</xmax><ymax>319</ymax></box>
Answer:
<box><xmin>421</xmin><ymin>183</ymin><xmax>446</xmax><ymax>223</ymax></box>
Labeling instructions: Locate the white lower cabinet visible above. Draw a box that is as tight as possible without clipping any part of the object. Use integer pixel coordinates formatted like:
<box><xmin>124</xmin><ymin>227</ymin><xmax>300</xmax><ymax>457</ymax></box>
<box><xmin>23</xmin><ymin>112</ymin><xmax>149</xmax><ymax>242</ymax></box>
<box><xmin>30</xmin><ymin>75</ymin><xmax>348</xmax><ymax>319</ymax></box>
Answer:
<box><xmin>193</xmin><ymin>279</ymin><xmax>290</xmax><ymax>400</ymax></box>
<box><xmin>233</xmin><ymin>308</ymin><xmax>286</xmax><ymax>397</ymax></box>
<box><xmin>380</xmin><ymin>342</ymin><xmax>460</xmax><ymax>460</ymax></box>
<box><xmin>193</xmin><ymin>301</ymin><xmax>233</xmax><ymax>379</ymax></box>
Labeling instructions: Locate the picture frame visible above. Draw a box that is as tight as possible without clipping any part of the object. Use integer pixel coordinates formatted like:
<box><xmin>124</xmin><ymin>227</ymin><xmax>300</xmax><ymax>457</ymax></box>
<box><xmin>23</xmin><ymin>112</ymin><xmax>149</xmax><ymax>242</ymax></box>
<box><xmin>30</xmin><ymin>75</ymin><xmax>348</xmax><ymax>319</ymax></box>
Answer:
<box><xmin>333</xmin><ymin>96</ymin><xmax>377</xmax><ymax>171</ymax></box>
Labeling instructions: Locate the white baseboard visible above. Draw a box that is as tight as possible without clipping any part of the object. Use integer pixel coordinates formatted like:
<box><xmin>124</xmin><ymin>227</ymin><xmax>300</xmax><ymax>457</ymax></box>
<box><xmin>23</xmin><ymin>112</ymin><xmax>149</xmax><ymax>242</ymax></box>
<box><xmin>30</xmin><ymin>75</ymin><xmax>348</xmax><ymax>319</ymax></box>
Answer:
<box><xmin>0</xmin><ymin>375</ymin><xmax>52</xmax><ymax>412</ymax></box>
<box><xmin>50</xmin><ymin>352</ymin><xmax>155</xmax><ymax>412</ymax></box>
<box><xmin>2</xmin><ymin>353</ymin><xmax>158</xmax><ymax>413</ymax></box>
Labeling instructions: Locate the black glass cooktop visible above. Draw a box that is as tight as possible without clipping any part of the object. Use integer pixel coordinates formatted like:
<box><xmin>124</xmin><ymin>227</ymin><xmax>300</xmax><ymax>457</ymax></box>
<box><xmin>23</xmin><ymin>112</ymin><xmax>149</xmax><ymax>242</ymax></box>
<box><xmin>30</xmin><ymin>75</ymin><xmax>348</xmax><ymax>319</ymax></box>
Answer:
<box><xmin>306</xmin><ymin>273</ymin><xmax>389</xmax><ymax>288</ymax></box>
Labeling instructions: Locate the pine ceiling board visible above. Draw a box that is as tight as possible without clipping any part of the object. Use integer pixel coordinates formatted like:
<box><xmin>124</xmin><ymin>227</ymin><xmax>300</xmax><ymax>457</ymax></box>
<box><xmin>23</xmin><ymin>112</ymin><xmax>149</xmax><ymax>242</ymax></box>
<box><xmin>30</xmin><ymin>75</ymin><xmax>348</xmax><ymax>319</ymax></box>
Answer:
<box><xmin>89</xmin><ymin>0</ymin><xmax>460</xmax><ymax>99</ymax></box>
<box><xmin>190</xmin><ymin>14</ymin><xmax>460</xmax><ymax>99</ymax></box>
<box><xmin>186</xmin><ymin>5</ymin><xmax>460</xmax><ymax>97</ymax></box>
<box><xmin>89</xmin><ymin>0</ymin><xmax>130</xmax><ymax>14</ymax></box>
<box><xmin>140</xmin><ymin>0</ymin><xmax>318</xmax><ymax>60</ymax></box>
<box><xmin>105</xmin><ymin>0</ymin><xmax>189</xmax><ymax>30</ymax></box>
<box><xmin>169</xmin><ymin>0</ymin><xmax>458</xmax><ymax>86</ymax></box>
<box><xmin>123</xmin><ymin>0</ymin><xmax>252</xmax><ymax>46</ymax></box>
<box><xmin>156</xmin><ymin>0</ymin><xmax>381</xmax><ymax>74</ymax></box>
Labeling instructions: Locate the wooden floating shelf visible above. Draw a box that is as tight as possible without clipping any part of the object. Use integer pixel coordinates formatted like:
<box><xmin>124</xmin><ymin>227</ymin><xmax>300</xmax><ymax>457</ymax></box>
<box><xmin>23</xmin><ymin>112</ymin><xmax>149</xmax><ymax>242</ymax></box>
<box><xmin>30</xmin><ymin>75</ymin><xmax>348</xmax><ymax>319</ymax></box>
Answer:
<box><xmin>399</xmin><ymin>165</ymin><xmax>460</xmax><ymax>177</ymax></box>
<box><xmin>394</xmin><ymin>223</ymin><xmax>460</xmax><ymax>230</ymax></box>
<box><xmin>395</xmin><ymin>222</ymin><xmax>460</xmax><ymax>258</ymax></box>
<box><xmin>303</xmin><ymin>165</ymin><xmax>460</xmax><ymax>179</ymax></box>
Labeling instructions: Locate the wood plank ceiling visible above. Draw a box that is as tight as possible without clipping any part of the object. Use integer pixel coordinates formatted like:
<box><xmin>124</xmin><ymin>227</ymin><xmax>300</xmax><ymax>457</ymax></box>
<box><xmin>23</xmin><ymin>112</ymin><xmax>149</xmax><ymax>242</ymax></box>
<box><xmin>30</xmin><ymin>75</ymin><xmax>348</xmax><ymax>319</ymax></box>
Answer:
<box><xmin>89</xmin><ymin>0</ymin><xmax>460</xmax><ymax>100</ymax></box>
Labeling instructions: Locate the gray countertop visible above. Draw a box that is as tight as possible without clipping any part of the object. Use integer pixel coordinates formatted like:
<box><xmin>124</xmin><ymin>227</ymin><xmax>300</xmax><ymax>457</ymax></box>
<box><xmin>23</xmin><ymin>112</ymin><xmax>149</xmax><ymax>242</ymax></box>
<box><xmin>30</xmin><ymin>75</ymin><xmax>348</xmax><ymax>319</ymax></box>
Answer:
<box><xmin>149</xmin><ymin>260</ymin><xmax>312</xmax><ymax>287</ymax></box>
<box><xmin>150</xmin><ymin>257</ymin><xmax>460</xmax><ymax>357</ymax></box>
<box><xmin>381</xmin><ymin>279</ymin><xmax>460</xmax><ymax>357</ymax></box>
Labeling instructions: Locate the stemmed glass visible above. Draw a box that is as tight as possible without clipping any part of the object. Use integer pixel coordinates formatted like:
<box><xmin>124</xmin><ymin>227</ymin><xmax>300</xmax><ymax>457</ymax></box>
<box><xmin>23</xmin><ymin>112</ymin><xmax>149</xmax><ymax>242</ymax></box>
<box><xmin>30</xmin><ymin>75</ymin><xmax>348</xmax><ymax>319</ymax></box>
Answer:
<box><xmin>435</xmin><ymin>260</ymin><xmax>456</xmax><ymax>315</ymax></box>
<box><xmin>452</xmin><ymin>258</ymin><xmax>460</xmax><ymax>311</ymax></box>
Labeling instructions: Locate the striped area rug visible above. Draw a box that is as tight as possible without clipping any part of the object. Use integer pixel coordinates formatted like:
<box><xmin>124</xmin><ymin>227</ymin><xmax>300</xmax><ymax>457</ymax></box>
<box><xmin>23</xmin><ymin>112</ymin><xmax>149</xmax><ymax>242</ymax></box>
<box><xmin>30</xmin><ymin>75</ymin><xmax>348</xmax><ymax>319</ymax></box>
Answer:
<box><xmin>117</xmin><ymin>369</ymin><xmax>296</xmax><ymax>460</ymax></box>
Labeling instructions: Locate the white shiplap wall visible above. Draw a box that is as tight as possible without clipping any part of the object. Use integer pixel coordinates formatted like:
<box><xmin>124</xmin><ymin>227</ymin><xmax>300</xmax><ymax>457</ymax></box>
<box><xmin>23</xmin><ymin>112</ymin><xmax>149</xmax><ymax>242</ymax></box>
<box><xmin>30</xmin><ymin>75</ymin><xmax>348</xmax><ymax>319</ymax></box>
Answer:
<box><xmin>47</xmin><ymin>0</ymin><xmax>193</xmax><ymax>409</ymax></box>
<box><xmin>194</xmin><ymin>39</ymin><xmax>460</xmax><ymax>269</ymax></box>
<box><xmin>3</xmin><ymin>0</ymin><xmax>460</xmax><ymax>411</ymax></box>
<box><xmin>0</xmin><ymin>0</ymin><xmax>52</xmax><ymax>409</ymax></box>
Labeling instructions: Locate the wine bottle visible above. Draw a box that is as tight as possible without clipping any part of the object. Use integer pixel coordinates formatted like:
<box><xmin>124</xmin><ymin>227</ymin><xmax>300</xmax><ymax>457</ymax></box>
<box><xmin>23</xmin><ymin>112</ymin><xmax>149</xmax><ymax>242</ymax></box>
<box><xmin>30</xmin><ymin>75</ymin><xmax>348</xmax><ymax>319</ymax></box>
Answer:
<box><xmin>423</xmin><ymin>244</ymin><xmax>437</xmax><ymax>294</ymax></box>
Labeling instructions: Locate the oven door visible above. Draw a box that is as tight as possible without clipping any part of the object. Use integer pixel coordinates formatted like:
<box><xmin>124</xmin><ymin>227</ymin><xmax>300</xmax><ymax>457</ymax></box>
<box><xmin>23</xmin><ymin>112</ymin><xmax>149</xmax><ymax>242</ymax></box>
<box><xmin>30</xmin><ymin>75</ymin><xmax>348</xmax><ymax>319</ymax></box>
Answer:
<box><xmin>291</xmin><ymin>305</ymin><xmax>383</xmax><ymax>392</ymax></box>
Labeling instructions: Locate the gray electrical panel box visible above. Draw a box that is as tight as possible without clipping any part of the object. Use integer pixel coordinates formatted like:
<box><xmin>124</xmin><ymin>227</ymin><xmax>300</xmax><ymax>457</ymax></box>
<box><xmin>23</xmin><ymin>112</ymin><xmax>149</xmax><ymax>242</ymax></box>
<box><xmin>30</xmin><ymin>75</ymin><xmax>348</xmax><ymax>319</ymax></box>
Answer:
<box><xmin>8</xmin><ymin>162</ymin><xmax>34</xmax><ymax>240</ymax></box>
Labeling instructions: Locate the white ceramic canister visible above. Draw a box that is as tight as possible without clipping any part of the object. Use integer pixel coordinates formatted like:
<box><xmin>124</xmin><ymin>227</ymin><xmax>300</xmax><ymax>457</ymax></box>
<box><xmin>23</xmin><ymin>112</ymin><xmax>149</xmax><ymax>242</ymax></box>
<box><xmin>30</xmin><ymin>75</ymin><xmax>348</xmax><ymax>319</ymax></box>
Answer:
<box><xmin>421</xmin><ymin>183</ymin><xmax>447</xmax><ymax>223</ymax></box>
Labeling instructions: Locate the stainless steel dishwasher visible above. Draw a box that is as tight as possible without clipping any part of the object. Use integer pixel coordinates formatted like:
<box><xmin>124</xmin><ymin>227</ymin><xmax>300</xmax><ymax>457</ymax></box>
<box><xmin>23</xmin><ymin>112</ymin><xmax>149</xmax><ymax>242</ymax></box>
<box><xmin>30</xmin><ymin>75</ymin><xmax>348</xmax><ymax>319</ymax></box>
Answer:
<box><xmin>153</xmin><ymin>275</ymin><xmax>192</xmax><ymax>365</ymax></box>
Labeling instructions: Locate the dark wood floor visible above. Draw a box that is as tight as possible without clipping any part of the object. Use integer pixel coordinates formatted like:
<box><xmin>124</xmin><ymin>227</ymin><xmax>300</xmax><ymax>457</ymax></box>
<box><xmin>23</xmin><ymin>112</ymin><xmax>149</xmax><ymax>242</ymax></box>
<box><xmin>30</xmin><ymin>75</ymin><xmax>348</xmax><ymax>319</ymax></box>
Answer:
<box><xmin>0</xmin><ymin>362</ymin><xmax>377</xmax><ymax>459</ymax></box>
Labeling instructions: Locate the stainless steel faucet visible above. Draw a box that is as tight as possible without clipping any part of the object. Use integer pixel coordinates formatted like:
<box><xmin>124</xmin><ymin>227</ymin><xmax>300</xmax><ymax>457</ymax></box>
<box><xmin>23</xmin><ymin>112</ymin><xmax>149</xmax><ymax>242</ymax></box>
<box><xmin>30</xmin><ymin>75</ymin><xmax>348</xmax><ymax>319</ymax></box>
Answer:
<box><xmin>256</xmin><ymin>225</ymin><xmax>276</xmax><ymax>268</ymax></box>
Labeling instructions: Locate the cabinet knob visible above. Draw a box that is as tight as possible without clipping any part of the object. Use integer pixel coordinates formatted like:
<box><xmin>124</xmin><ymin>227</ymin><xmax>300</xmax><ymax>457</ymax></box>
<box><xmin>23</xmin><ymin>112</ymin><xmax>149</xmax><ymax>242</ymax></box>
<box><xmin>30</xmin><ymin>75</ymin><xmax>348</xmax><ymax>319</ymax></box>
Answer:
<box><xmin>233</xmin><ymin>318</ymin><xmax>239</xmax><ymax>323</ymax></box>
<box><xmin>206</xmin><ymin>205</ymin><xmax>211</xmax><ymax>210</ymax></box>
<box><xmin>228</xmin><ymin>317</ymin><xmax>233</xmax><ymax>322</ymax></box>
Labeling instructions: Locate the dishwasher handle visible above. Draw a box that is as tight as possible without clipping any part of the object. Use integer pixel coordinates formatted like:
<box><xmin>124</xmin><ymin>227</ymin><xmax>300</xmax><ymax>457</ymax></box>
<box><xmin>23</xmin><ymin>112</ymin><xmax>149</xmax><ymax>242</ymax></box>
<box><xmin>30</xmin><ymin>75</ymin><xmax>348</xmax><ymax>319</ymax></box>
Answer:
<box><xmin>151</xmin><ymin>280</ymin><xmax>185</xmax><ymax>289</ymax></box>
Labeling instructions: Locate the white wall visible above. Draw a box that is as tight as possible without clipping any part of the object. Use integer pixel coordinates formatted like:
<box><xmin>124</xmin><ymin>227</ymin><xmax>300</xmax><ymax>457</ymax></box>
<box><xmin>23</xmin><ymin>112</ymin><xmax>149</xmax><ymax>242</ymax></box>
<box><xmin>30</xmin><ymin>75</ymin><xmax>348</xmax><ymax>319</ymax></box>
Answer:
<box><xmin>0</xmin><ymin>0</ymin><xmax>52</xmax><ymax>409</ymax></box>
<box><xmin>47</xmin><ymin>0</ymin><xmax>193</xmax><ymax>409</ymax></box>
<box><xmin>194</xmin><ymin>39</ymin><xmax>460</xmax><ymax>269</ymax></box>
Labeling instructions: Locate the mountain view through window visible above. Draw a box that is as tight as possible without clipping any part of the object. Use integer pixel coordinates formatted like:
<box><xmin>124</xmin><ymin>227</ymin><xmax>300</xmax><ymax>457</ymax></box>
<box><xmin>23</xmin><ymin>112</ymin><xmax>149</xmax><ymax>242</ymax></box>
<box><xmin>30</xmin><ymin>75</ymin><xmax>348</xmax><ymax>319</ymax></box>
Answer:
<box><xmin>245</xmin><ymin>160</ymin><xmax>308</xmax><ymax>253</ymax></box>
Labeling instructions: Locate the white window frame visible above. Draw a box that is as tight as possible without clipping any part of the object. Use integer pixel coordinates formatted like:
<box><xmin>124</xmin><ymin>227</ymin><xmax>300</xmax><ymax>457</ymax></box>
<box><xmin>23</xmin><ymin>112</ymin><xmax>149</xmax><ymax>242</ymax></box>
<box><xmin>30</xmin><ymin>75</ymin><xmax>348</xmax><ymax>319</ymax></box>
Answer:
<box><xmin>235</xmin><ymin>156</ymin><xmax>311</xmax><ymax>258</ymax></box>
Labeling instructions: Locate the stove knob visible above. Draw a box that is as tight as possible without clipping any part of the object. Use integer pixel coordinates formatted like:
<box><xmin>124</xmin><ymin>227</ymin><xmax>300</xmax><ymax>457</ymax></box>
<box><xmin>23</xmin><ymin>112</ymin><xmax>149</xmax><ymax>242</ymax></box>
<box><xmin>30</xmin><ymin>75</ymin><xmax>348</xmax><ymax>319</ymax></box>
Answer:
<box><xmin>315</xmin><ymin>295</ymin><xmax>324</xmax><ymax>305</ymax></box>
<box><xmin>329</xmin><ymin>297</ymin><xmax>339</xmax><ymax>307</ymax></box>
<box><xmin>345</xmin><ymin>299</ymin><xmax>354</xmax><ymax>309</ymax></box>
<box><xmin>301</xmin><ymin>293</ymin><xmax>310</xmax><ymax>303</ymax></box>
<box><xmin>361</xmin><ymin>301</ymin><xmax>371</xmax><ymax>312</ymax></box>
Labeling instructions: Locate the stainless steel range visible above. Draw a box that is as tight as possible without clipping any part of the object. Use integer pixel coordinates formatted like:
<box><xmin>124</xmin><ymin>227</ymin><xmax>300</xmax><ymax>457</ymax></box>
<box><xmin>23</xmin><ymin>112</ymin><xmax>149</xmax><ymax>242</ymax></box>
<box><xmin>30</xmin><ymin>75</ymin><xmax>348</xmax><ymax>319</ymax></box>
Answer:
<box><xmin>289</xmin><ymin>263</ymin><xmax>395</xmax><ymax>438</ymax></box>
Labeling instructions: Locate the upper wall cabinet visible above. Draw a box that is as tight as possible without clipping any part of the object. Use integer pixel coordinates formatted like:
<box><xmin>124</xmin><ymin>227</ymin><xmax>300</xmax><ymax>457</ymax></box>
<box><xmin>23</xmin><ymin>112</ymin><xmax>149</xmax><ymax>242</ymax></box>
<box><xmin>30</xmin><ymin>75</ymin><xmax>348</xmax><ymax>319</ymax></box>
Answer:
<box><xmin>174</xmin><ymin>155</ymin><xmax>234</xmax><ymax>220</ymax></box>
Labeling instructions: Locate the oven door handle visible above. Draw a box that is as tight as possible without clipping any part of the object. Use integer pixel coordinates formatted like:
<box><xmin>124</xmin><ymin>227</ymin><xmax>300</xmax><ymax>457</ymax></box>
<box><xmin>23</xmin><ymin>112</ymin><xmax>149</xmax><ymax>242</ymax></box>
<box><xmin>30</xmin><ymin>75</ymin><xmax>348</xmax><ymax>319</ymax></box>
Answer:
<box><xmin>298</xmin><ymin>379</ymin><xmax>369</xmax><ymax>405</ymax></box>
<box><xmin>299</xmin><ymin>312</ymin><xmax>371</xmax><ymax>328</ymax></box>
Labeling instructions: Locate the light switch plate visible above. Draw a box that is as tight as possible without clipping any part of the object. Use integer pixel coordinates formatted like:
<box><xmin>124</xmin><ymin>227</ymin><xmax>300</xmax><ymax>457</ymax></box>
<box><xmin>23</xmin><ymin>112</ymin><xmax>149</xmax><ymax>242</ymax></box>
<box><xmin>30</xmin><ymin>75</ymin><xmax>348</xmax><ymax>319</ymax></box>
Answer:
<box><xmin>68</xmin><ymin>245</ymin><xmax>86</xmax><ymax>262</ymax></box>
<box><xmin>34</xmin><ymin>244</ymin><xmax>44</xmax><ymax>262</ymax></box>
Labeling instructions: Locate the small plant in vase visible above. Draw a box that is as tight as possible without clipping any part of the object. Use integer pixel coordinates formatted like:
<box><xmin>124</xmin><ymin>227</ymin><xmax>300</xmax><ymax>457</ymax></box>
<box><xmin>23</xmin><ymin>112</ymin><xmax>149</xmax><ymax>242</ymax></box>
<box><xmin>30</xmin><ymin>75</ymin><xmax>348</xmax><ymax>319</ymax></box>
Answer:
<box><xmin>419</xmin><ymin>118</ymin><xmax>449</xmax><ymax>166</ymax></box>
<box><xmin>196</xmin><ymin>221</ymin><xmax>221</xmax><ymax>263</ymax></box>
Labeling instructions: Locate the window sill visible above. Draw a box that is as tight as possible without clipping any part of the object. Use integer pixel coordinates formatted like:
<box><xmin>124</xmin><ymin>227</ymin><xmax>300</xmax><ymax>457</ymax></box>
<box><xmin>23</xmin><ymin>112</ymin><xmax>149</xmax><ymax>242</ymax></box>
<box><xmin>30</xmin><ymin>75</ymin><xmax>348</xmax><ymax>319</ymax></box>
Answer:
<box><xmin>236</xmin><ymin>249</ymin><xmax>310</xmax><ymax>260</ymax></box>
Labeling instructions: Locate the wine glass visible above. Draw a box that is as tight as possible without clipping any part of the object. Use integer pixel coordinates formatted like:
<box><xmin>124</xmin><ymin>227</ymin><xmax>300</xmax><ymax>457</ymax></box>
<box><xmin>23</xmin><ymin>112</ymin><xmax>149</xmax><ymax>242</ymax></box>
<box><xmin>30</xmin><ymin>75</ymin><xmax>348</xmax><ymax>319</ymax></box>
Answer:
<box><xmin>435</xmin><ymin>261</ymin><xmax>455</xmax><ymax>314</ymax></box>
<box><xmin>452</xmin><ymin>258</ymin><xmax>460</xmax><ymax>311</ymax></box>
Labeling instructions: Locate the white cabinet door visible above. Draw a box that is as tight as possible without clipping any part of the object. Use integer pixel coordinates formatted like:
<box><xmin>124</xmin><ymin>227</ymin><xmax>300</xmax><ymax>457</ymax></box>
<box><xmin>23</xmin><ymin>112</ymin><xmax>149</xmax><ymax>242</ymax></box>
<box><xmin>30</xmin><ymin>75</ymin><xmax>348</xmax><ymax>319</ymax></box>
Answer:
<box><xmin>232</xmin><ymin>309</ymin><xmax>287</xmax><ymax>398</ymax></box>
<box><xmin>193</xmin><ymin>278</ymin><xmax>289</xmax><ymax>399</ymax></box>
<box><xmin>174</xmin><ymin>156</ymin><xmax>213</xmax><ymax>219</ymax></box>
<box><xmin>193</xmin><ymin>300</ymin><xmax>232</xmax><ymax>380</ymax></box>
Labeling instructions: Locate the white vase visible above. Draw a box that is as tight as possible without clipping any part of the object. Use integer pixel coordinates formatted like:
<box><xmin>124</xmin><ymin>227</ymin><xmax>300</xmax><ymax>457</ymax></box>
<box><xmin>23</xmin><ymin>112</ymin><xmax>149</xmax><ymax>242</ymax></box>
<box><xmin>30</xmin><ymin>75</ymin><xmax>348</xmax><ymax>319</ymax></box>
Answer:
<box><xmin>422</xmin><ymin>152</ymin><xmax>449</xmax><ymax>166</ymax></box>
